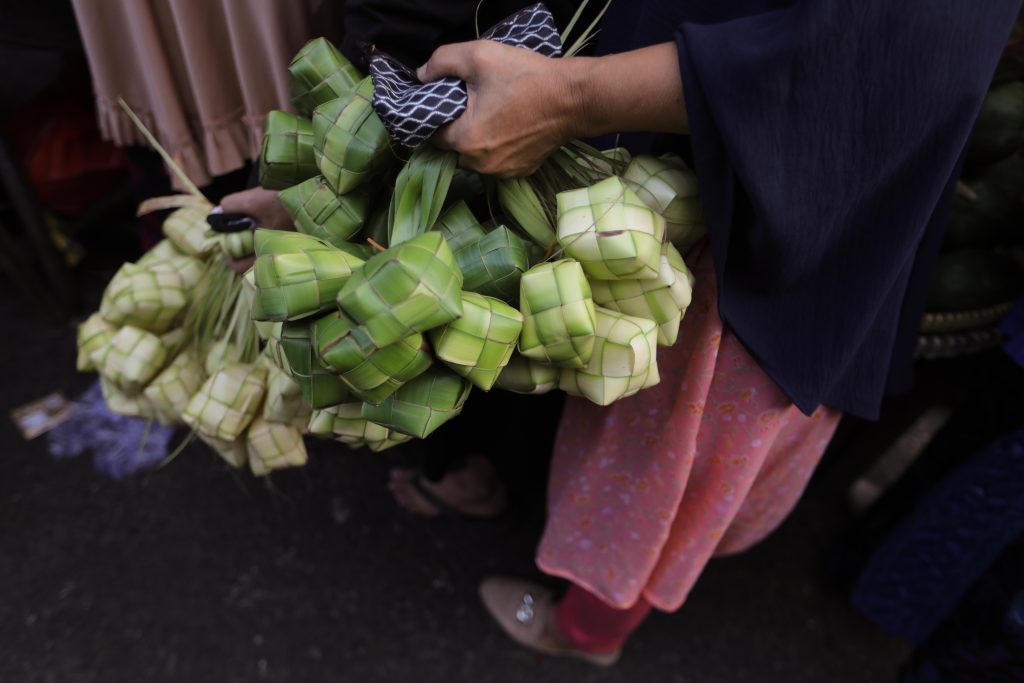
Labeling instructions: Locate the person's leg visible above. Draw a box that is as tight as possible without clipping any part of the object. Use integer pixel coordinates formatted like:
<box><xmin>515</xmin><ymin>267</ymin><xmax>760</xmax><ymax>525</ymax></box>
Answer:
<box><xmin>390</xmin><ymin>389</ymin><xmax>556</xmax><ymax>518</ymax></box>
<box><xmin>477</xmin><ymin>576</ymin><xmax>650</xmax><ymax>667</ymax></box>
<box><xmin>554</xmin><ymin>584</ymin><xmax>653</xmax><ymax>654</ymax></box>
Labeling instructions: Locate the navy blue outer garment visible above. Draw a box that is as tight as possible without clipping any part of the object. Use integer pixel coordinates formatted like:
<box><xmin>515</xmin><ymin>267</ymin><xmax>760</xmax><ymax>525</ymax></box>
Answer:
<box><xmin>598</xmin><ymin>1</ymin><xmax>1021</xmax><ymax>419</ymax></box>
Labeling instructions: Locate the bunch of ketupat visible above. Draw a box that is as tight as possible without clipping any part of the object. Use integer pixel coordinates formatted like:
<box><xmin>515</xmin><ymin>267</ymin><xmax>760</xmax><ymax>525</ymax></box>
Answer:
<box><xmin>80</xmin><ymin>31</ymin><xmax>704</xmax><ymax>481</ymax></box>
<box><xmin>76</xmin><ymin>197</ymin><xmax>312</xmax><ymax>478</ymax></box>
<box><xmin>247</xmin><ymin>35</ymin><xmax>705</xmax><ymax>453</ymax></box>
<box><xmin>73</xmin><ymin>38</ymin><xmax>380</xmax><ymax>475</ymax></box>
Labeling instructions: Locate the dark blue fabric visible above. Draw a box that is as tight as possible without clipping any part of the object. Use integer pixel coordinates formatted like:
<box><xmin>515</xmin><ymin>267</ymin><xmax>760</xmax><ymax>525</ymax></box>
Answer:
<box><xmin>849</xmin><ymin>427</ymin><xmax>1024</xmax><ymax>644</ymax></box>
<box><xmin>1001</xmin><ymin>298</ymin><xmax>1024</xmax><ymax>367</ymax></box>
<box><xmin>599</xmin><ymin>0</ymin><xmax>1021</xmax><ymax>419</ymax></box>
<box><xmin>901</xmin><ymin>543</ymin><xmax>1024</xmax><ymax>683</ymax></box>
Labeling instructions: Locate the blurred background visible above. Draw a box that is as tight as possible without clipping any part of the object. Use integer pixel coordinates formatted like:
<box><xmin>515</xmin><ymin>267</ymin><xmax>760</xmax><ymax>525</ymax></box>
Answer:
<box><xmin>1</xmin><ymin>2</ymin><xmax>1023</xmax><ymax>681</ymax></box>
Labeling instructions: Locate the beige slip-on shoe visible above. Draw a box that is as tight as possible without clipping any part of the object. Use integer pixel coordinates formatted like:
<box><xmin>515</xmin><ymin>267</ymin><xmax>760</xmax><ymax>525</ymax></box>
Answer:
<box><xmin>478</xmin><ymin>576</ymin><xmax>621</xmax><ymax>668</ymax></box>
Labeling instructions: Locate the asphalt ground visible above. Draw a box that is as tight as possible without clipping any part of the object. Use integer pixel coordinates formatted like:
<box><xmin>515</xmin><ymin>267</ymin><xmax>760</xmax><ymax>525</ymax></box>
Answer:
<box><xmin>0</xmin><ymin>283</ymin><xmax>911</xmax><ymax>683</ymax></box>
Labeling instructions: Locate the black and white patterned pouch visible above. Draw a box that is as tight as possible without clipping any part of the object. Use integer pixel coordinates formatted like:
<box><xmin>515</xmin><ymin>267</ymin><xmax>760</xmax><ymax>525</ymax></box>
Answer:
<box><xmin>369</xmin><ymin>3</ymin><xmax>563</xmax><ymax>149</ymax></box>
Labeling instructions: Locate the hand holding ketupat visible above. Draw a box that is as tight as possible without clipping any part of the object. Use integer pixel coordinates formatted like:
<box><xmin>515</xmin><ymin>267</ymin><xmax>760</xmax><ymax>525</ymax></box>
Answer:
<box><xmin>419</xmin><ymin>40</ymin><xmax>687</xmax><ymax>177</ymax></box>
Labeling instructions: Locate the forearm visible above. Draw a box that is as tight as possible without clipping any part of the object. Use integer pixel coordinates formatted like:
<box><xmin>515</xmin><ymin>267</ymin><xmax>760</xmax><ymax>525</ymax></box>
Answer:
<box><xmin>566</xmin><ymin>42</ymin><xmax>688</xmax><ymax>138</ymax></box>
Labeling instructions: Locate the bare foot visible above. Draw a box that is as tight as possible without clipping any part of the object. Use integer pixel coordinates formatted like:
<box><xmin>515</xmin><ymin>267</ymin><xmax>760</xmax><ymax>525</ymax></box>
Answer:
<box><xmin>388</xmin><ymin>456</ymin><xmax>508</xmax><ymax>519</ymax></box>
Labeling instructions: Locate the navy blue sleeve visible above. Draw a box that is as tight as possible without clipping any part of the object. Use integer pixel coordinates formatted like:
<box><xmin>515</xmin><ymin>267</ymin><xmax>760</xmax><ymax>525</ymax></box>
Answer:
<box><xmin>675</xmin><ymin>1</ymin><xmax>1021</xmax><ymax>418</ymax></box>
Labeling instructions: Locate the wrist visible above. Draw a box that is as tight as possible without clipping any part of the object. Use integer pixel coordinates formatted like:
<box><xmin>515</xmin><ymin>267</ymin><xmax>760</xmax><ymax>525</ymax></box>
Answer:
<box><xmin>559</xmin><ymin>56</ymin><xmax>606</xmax><ymax>140</ymax></box>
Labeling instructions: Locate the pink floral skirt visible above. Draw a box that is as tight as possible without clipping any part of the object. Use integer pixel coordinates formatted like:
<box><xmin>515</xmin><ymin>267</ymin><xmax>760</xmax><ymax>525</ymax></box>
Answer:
<box><xmin>536</xmin><ymin>245</ymin><xmax>841</xmax><ymax>611</ymax></box>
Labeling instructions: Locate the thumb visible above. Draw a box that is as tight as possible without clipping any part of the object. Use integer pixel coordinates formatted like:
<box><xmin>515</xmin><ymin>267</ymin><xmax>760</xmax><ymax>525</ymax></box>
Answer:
<box><xmin>417</xmin><ymin>42</ymin><xmax>480</xmax><ymax>83</ymax></box>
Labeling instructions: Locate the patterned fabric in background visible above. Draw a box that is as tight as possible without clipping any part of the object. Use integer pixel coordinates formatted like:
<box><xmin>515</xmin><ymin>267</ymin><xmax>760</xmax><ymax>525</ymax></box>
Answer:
<box><xmin>369</xmin><ymin>3</ymin><xmax>562</xmax><ymax>148</ymax></box>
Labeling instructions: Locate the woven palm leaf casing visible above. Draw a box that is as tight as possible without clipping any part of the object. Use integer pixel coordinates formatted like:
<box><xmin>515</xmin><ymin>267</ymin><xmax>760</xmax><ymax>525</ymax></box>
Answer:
<box><xmin>312</xmin><ymin>77</ymin><xmax>392</xmax><ymax>194</ymax></box>
<box><xmin>259</xmin><ymin>110</ymin><xmax>319</xmax><ymax>190</ymax></box>
<box><xmin>559</xmin><ymin>307</ymin><xmax>659</xmax><ymax>406</ymax></box>
<box><xmin>492</xmin><ymin>353</ymin><xmax>559</xmax><ymax>394</ymax></box>
<box><xmin>434</xmin><ymin>200</ymin><xmax>486</xmax><ymax>252</ymax></box>
<box><xmin>100</xmin><ymin>376</ymin><xmax>156</xmax><ymax>419</ymax></box>
<box><xmin>455</xmin><ymin>226</ymin><xmax>530</xmax><ymax>303</ymax></box>
<box><xmin>182</xmin><ymin>363</ymin><xmax>268</xmax><ymax>441</ymax></box>
<box><xmin>148</xmin><ymin>254</ymin><xmax>204</xmax><ymax>292</ymax></box>
<box><xmin>314</xmin><ymin>310</ymin><xmax>433</xmax><ymax>404</ymax></box>
<box><xmin>556</xmin><ymin>176</ymin><xmax>665</xmax><ymax>281</ymax></box>
<box><xmin>310</xmin><ymin>402</ymin><xmax>385</xmax><ymax>444</ymax></box>
<box><xmin>99</xmin><ymin>263</ymin><xmax>188</xmax><ymax>334</ymax></box>
<box><xmin>144</xmin><ymin>348</ymin><xmax>204</xmax><ymax>425</ymax></box>
<box><xmin>246</xmin><ymin>417</ymin><xmax>308</xmax><ymax>476</ymax></box>
<box><xmin>517</xmin><ymin>259</ymin><xmax>596</xmax><ymax>368</ymax></box>
<box><xmin>76</xmin><ymin>312</ymin><xmax>116</xmax><ymax>372</ymax></box>
<box><xmin>335</xmin><ymin>232</ymin><xmax>463</xmax><ymax>348</ymax></box>
<box><xmin>252</xmin><ymin>229</ymin><xmax>365</xmax><ymax>322</ymax></box>
<box><xmin>623</xmin><ymin>154</ymin><xmax>706</xmax><ymax>253</ymax></box>
<box><xmin>90</xmin><ymin>325</ymin><xmax>170</xmax><ymax>394</ymax></box>
<box><xmin>429</xmin><ymin>291</ymin><xmax>523</xmax><ymax>391</ymax></box>
<box><xmin>589</xmin><ymin>243</ymin><xmax>695</xmax><ymax>346</ymax></box>
<box><xmin>163</xmin><ymin>205</ymin><xmax>217</xmax><ymax>257</ymax></box>
<box><xmin>360</xmin><ymin>368</ymin><xmax>471</xmax><ymax>438</ymax></box>
<box><xmin>262</xmin><ymin>359</ymin><xmax>312</xmax><ymax>428</ymax></box>
<box><xmin>279</xmin><ymin>175</ymin><xmax>369</xmax><ymax>247</ymax></box>
<box><xmin>278</xmin><ymin>321</ymin><xmax>352</xmax><ymax>409</ymax></box>
<box><xmin>289</xmin><ymin>37</ymin><xmax>363</xmax><ymax>116</ymax></box>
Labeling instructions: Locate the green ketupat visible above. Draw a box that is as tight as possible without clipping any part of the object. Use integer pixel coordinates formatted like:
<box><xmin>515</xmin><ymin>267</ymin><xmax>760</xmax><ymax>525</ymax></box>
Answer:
<box><xmin>100</xmin><ymin>377</ymin><xmax>156</xmax><ymax>419</ymax></box>
<box><xmin>589</xmin><ymin>243</ymin><xmax>695</xmax><ymax>346</ymax></box>
<box><xmin>246</xmin><ymin>417</ymin><xmax>308</xmax><ymax>476</ymax></box>
<box><xmin>144</xmin><ymin>348</ymin><xmax>204</xmax><ymax>425</ymax></box>
<box><xmin>242</xmin><ymin>269</ymin><xmax>278</xmax><ymax>341</ymax></box>
<box><xmin>279</xmin><ymin>176</ymin><xmax>368</xmax><ymax>247</ymax></box>
<box><xmin>429</xmin><ymin>292</ymin><xmax>523</xmax><ymax>391</ymax></box>
<box><xmin>434</xmin><ymin>201</ymin><xmax>486</xmax><ymax>252</ymax></box>
<box><xmin>259</xmin><ymin>111</ymin><xmax>319</xmax><ymax>190</ymax></box>
<box><xmin>90</xmin><ymin>325</ymin><xmax>170</xmax><ymax>394</ymax></box>
<box><xmin>99</xmin><ymin>263</ymin><xmax>188</xmax><ymax>333</ymax></box>
<box><xmin>278</xmin><ymin>321</ymin><xmax>352</xmax><ymax>409</ymax></box>
<box><xmin>307</xmin><ymin>403</ymin><xmax>412</xmax><ymax>452</ymax></box>
<box><xmin>163</xmin><ymin>204</ymin><xmax>216</xmax><ymax>256</ymax></box>
<box><xmin>623</xmin><ymin>154</ymin><xmax>705</xmax><ymax>253</ymax></box>
<box><xmin>314</xmin><ymin>311</ymin><xmax>432</xmax><ymax>404</ymax></box>
<box><xmin>517</xmin><ymin>259</ymin><xmax>596</xmax><ymax>368</ymax></box>
<box><xmin>493</xmin><ymin>353</ymin><xmax>559</xmax><ymax>394</ymax></box>
<box><xmin>215</xmin><ymin>230</ymin><xmax>255</xmax><ymax>261</ymax></box>
<box><xmin>288</xmin><ymin>37</ymin><xmax>363</xmax><ymax>116</ymax></box>
<box><xmin>361</xmin><ymin>368</ymin><xmax>471</xmax><ymax>438</ymax></box>
<box><xmin>560</xmin><ymin>307</ymin><xmax>659</xmax><ymax>406</ymax></box>
<box><xmin>252</xmin><ymin>229</ymin><xmax>364</xmax><ymax>321</ymax></box>
<box><xmin>455</xmin><ymin>226</ymin><xmax>530</xmax><ymax>303</ymax></box>
<box><xmin>312</xmin><ymin>77</ymin><xmax>392</xmax><ymax>194</ymax></box>
<box><xmin>76</xmin><ymin>312</ymin><xmax>116</xmax><ymax>372</ymax></box>
<box><xmin>182</xmin><ymin>363</ymin><xmax>267</xmax><ymax>441</ymax></box>
<box><xmin>262</xmin><ymin>359</ymin><xmax>312</xmax><ymax>428</ymax></box>
<box><xmin>556</xmin><ymin>176</ymin><xmax>665</xmax><ymax>281</ymax></box>
<box><xmin>335</xmin><ymin>231</ymin><xmax>463</xmax><ymax>348</ymax></box>
<box><xmin>148</xmin><ymin>254</ymin><xmax>205</xmax><ymax>292</ymax></box>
